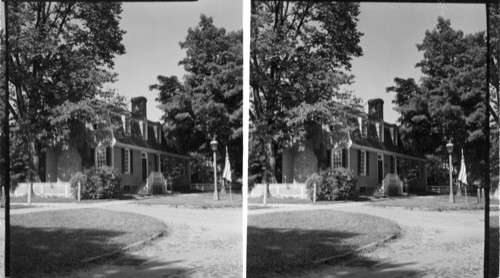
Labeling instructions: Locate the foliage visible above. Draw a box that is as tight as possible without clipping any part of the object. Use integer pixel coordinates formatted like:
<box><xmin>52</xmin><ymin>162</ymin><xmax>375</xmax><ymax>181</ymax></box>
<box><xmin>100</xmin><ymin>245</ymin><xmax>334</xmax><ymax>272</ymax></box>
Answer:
<box><xmin>5</xmin><ymin>2</ymin><xmax>127</xmax><ymax>182</ymax></box>
<box><xmin>305</xmin><ymin>168</ymin><xmax>357</xmax><ymax>201</ymax></box>
<box><xmin>150</xmin><ymin>14</ymin><xmax>242</xmax><ymax>178</ymax></box>
<box><xmin>426</xmin><ymin>154</ymin><xmax>448</xmax><ymax>185</ymax></box>
<box><xmin>398</xmin><ymin>158</ymin><xmax>422</xmax><ymax>193</ymax></box>
<box><xmin>69</xmin><ymin>166</ymin><xmax>121</xmax><ymax>199</ymax></box>
<box><xmin>162</xmin><ymin>156</ymin><xmax>185</xmax><ymax>189</ymax></box>
<box><xmin>189</xmin><ymin>152</ymin><xmax>212</xmax><ymax>183</ymax></box>
<box><xmin>250</xmin><ymin>1</ymin><xmax>364</xmax><ymax>182</ymax></box>
<box><xmin>387</xmin><ymin>17</ymin><xmax>487</xmax><ymax>184</ymax></box>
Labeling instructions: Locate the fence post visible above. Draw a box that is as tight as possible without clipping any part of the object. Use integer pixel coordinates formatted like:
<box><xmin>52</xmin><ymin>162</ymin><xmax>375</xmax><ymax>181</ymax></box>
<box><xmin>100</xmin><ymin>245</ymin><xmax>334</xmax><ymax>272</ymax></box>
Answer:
<box><xmin>313</xmin><ymin>183</ymin><xmax>317</xmax><ymax>203</ymax></box>
<box><xmin>28</xmin><ymin>183</ymin><xmax>32</xmax><ymax>206</ymax></box>
<box><xmin>478</xmin><ymin>188</ymin><xmax>481</xmax><ymax>204</ymax></box>
<box><xmin>481</xmin><ymin>188</ymin><xmax>484</xmax><ymax>205</ymax></box>
<box><xmin>263</xmin><ymin>184</ymin><xmax>267</xmax><ymax>206</ymax></box>
<box><xmin>78</xmin><ymin>181</ymin><xmax>81</xmax><ymax>203</ymax></box>
<box><xmin>65</xmin><ymin>183</ymin><xmax>68</xmax><ymax>197</ymax></box>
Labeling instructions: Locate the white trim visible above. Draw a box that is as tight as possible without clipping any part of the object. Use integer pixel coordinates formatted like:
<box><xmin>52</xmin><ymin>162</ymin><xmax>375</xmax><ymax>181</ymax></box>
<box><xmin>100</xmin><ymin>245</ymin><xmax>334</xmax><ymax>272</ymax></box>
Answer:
<box><xmin>114</xmin><ymin>141</ymin><xmax>190</xmax><ymax>159</ymax></box>
<box><xmin>351</xmin><ymin>143</ymin><xmax>426</xmax><ymax>162</ymax></box>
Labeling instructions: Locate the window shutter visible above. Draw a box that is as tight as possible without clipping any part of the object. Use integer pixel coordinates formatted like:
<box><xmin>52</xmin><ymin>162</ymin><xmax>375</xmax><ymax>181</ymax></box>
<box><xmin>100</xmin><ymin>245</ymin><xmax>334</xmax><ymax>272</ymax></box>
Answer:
<box><xmin>357</xmin><ymin>150</ymin><xmax>361</xmax><ymax>174</ymax></box>
<box><xmin>90</xmin><ymin>148</ymin><xmax>95</xmax><ymax>167</ymax></box>
<box><xmin>342</xmin><ymin>149</ymin><xmax>347</xmax><ymax>168</ymax></box>
<box><xmin>366</xmin><ymin>152</ymin><xmax>370</xmax><ymax>176</ymax></box>
<box><xmin>326</xmin><ymin>150</ymin><xmax>332</xmax><ymax>169</ymax></box>
<box><xmin>121</xmin><ymin>148</ymin><xmax>125</xmax><ymax>172</ymax></box>
<box><xmin>390</xmin><ymin>156</ymin><xmax>394</xmax><ymax>173</ymax></box>
<box><xmin>106</xmin><ymin>147</ymin><xmax>112</xmax><ymax>166</ymax></box>
<box><xmin>130</xmin><ymin>150</ymin><xmax>134</xmax><ymax>174</ymax></box>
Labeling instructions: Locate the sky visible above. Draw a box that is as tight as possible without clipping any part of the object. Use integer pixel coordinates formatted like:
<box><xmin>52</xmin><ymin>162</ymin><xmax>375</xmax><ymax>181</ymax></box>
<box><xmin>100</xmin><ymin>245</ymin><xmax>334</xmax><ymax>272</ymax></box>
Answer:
<box><xmin>108</xmin><ymin>0</ymin><xmax>243</xmax><ymax>122</ymax></box>
<box><xmin>351</xmin><ymin>3</ymin><xmax>486</xmax><ymax>124</ymax></box>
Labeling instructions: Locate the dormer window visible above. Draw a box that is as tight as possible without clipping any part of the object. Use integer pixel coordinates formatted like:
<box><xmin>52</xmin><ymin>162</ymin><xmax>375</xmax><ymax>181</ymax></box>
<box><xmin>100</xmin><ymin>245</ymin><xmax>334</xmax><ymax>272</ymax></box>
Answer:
<box><xmin>376</xmin><ymin>122</ymin><xmax>384</xmax><ymax>142</ymax></box>
<box><xmin>143</xmin><ymin>122</ymin><xmax>148</xmax><ymax>140</ymax></box>
<box><xmin>122</xmin><ymin>115</ymin><xmax>131</xmax><ymax>136</ymax></box>
<box><xmin>139</xmin><ymin>120</ymin><xmax>144</xmax><ymax>137</ymax></box>
<box><xmin>153</xmin><ymin>125</ymin><xmax>158</xmax><ymax>142</ymax></box>
<box><xmin>358</xmin><ymin>117</ymin><xmax>367</xmax><ymax>138</ymax></box>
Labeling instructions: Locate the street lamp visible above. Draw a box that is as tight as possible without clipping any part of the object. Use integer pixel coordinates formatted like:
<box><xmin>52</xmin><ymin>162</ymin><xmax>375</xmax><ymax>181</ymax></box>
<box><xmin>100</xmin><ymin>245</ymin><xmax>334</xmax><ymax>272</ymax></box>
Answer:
<box><xmin>446</xmin><ymin>141</ymin><xmax>455</xmax><ymax>203</ymax></box>
<box><xmin>211</xmin><ymin>136</ymin><xmax>219</xmax><ymax>201</ymax></box>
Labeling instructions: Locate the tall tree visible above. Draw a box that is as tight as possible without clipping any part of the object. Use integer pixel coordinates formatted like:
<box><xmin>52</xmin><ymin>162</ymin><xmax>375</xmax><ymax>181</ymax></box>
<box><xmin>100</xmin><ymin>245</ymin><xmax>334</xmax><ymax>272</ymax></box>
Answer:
<box><xmin>5</xmin><ymin>2</ymin><xmax>127</xmax><ymax>182</ymax></box>
<box><xmin>388</xmin><ymin>17</ymin><xmax>487</xmax><ymax>183</ymax></box>
<box><xmin>150</xmin><ymin>15</ymin><xmax>243</xmax><ymax>176</ymax></box>
<box><xmin>250</xmin><ymin>1</ymin><xmax>364</xmax><ymax>182</ymax></box>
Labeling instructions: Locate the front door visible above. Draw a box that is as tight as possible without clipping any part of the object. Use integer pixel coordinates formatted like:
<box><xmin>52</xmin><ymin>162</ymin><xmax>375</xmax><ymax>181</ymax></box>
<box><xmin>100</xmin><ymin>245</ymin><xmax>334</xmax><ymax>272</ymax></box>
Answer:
<box><xmin>142</xmin><ymin>153</ymin><xmax>147</xmax><ymax>181</ymax></box>
<box><xmin>377</xmin><ymin>154</ymin><xmax>383</xmax><ymax>184</ymax></box>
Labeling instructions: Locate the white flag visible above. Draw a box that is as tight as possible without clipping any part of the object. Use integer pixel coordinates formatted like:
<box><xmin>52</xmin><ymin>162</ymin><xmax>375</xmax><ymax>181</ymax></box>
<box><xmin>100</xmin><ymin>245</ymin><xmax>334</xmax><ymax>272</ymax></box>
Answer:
<box><xmin>458</xmin><ymin>149</ymin><xmax>467</xmax><ymax>184</ymax></box>
<box><xmin>222</xmin><ymin>147</ymin><xmax>232</xmax><ymax>182</ymax></box>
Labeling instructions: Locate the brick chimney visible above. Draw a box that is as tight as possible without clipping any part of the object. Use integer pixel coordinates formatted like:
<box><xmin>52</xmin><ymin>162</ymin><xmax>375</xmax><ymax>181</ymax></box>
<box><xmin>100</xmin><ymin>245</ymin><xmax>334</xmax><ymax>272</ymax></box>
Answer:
<box><xmin>368</xmin><ymin>98</ymin><xmax>384</xmax><ymax>121</ymax></box>
<box><xmin>131</xmin><ymin>96</ymin><xmax>147</xmax><ymax>119</ymax></box>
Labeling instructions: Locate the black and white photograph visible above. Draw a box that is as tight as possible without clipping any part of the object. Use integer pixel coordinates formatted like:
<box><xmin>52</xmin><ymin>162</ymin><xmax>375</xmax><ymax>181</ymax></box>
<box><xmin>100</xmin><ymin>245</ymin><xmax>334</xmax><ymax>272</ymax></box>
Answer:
<box><xmin>248</xmin><ymin>1</ymin><xmax>499</xmax><ymax>277</ymax></box>
<box><xmin>1</xmin><ymin>1</ymin><xmax>243</xmax><ymax>277</ymax></box>
<box><xmin>1</xmin><ymin>0</ymin><xmax>499</xmax><ymax>278</ymax></box>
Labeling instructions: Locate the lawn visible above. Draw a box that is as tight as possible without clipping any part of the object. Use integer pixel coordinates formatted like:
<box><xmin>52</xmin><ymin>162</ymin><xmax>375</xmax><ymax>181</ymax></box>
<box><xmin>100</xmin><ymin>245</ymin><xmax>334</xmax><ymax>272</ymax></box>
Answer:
<box><xmin>12</xmin><ymin>208</ymin><xmax>167</xmax><ymax>278</ymax></box>
<box><xmin>247</xmin><ymin>195</ymin><xmax>373</xmax><ymax>205</ymax></box>
<box><xmin>371</xmin><ymin>195</ymin><xmax>491</xmax><ymax>211</ymax></box>
<box><xmin>136</xmin><ymin>192</ymin><xmax>242</xmax><ymax>208</ymax></box>
<box><xmin>247</xmin><ymin>210</ymin><xmax>401</xmax><ymax>276</ymax></box>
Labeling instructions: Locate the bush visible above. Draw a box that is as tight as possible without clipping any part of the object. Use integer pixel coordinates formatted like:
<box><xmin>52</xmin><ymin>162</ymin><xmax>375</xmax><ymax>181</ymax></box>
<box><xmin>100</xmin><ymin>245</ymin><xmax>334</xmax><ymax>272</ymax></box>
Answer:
<box><xmin>305</xmin><ymin>168</ymin><xmax>357</xmax><ymax>201</ymax></box>
<box><xmin>70</xmin><ymin>166</ymin><xmax>121</xmax><ymax>199</ymax></box>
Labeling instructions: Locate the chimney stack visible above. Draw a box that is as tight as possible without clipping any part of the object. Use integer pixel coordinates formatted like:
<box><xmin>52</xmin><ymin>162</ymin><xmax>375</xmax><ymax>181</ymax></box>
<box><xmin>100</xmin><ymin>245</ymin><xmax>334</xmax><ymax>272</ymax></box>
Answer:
<box><xmin>368</xmin><ymin>98</ymin><xmax>384</xmax><ymax>121</ymax></box>
<box><xmin>131</xmin><ymin>96</ymin><xmax>147</xmax><ymax>119</ymax></box>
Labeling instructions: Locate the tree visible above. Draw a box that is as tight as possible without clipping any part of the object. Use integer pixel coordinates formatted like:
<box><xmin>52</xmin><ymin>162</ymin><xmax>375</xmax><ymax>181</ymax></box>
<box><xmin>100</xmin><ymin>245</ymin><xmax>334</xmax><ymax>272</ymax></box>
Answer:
<box><xmin>387</xmin><ymin>17</ymin><xmax>487</xmax><ymax>184</ymax></box>
<box><xmin>150</xmin><ymin>14</ymin><xmax>243</xmax><ymax>177</ymax></box>
<box><xmin>250</xmin><ymin>1</ymin><xmax>364</xmax><ymax>183</ymax></box>
<box><xmin>5</xmin><ymin>2</ymin><xmax>127</xmax><ymax>183</ymax></box>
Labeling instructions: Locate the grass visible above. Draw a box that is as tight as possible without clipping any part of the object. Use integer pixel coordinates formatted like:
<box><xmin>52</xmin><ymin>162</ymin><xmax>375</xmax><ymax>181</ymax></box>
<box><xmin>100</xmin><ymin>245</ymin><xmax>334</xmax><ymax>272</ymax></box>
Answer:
<box><xmin>12</xmin><ymin>208</ymin><xmax>167</xmax><ymax>278</ymax></box>
<box><xmin>9</xmin><ymin>194</ymin><xmax>145</xmax><ymax>204</ymax></box>
<box><xmin>371</xmin><ymin>195</ymin><xmax>492</xmax><ymax>211</ymax></box>
<box><xmin>247</xmin><ymin>195</ymin><xmax>374</xmax><ymax>205</ymax></box>
<box><xmin>247</xmin><ymin>210</ymin><xmax>400</xmax><ymax>276</ymax></box>
<box><xmin>136</xmin><ymin>191</ymin><xmax>243</xmax><ymax>208</ymax></box>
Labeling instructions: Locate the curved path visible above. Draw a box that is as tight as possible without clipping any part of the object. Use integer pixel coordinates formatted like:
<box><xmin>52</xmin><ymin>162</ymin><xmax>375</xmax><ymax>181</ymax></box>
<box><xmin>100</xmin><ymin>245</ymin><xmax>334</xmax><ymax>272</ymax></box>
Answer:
<box><xmin>250</xmin><ymin>203</ymin><xmax>487</xmax><ymax>278</ymax></box>
<box><xmin>12</xmin><ymin>201</ymin><xmax>243</xmax><ymax>278</ymax></box>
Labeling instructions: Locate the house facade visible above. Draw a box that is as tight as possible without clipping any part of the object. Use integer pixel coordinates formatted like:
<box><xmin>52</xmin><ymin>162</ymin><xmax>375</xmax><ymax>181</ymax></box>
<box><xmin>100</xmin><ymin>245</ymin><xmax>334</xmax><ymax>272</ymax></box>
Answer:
<box><xmin>45</xmin><ymin>96</ymin><xmax>191</xmax><ymax>192</ymax></box>
<box><xmin>282</xmin><ymin>98</ymin><xmax>427</xmax><ymax>194</ymax></box>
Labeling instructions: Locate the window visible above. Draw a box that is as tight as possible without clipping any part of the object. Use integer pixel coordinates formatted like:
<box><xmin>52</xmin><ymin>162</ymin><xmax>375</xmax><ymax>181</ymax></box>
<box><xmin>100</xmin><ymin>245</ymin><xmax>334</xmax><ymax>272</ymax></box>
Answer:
<box><xmin>96</xmin><ymin>147</ymin><xmax>106</xmax><ymax>167</ymax></box>
<box><xmin>123</xmin><ymin>148</ymin><xmax>130</xmax><ymax>174</ymax></box>
<box><xmin>376</xmin><ymin>123</ymin><xmax>384</xmax><ymax>142</ymax></box>
<box><xmin>154</xmin><ymin>125</ymin><xmax>158</xmax><ymax>143</ymax></box>
<box><xmin>125</xmin><ymin>120</ymin><xmax>131</xmax><ymax>136</ymax></box>
<box><xmin>332</xmin><ymin>149</ymin><xmax>343</xmax><ymax>169</ymax></box>
<box><xmin>359</xmin><ymin>150</ymin><xmax>366</xmax><ymax>175</ymax></box>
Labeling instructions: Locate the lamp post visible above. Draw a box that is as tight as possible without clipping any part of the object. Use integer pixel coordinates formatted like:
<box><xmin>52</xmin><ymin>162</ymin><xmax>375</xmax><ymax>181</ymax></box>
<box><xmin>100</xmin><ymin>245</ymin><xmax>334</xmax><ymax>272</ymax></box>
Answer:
<box><xmin>211</xmin><ymin>136</ymin><xmax>219</xmax><ymax>201</ymax></box>
<box><xmin>446</xmin><ymin>141</ymin><xmax>455</xmax><ymax>203</ymax></box>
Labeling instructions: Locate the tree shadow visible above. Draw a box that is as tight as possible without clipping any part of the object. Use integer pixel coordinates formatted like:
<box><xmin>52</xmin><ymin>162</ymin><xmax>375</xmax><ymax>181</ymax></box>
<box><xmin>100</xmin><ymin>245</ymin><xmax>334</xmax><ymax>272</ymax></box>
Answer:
<box><xmin>11</xmin><ymin>225</ymin><xmax>189</xmax><ymax>278</ymax></box>
<box><xmin>489</xmin><ymin>212</ymin><xmax>499</xmax><ymax>278</ymax></box>
<box><xmin>247</xmin><ymin>226</ymin><xmax>409</xmax><ymax>277</ymax></box>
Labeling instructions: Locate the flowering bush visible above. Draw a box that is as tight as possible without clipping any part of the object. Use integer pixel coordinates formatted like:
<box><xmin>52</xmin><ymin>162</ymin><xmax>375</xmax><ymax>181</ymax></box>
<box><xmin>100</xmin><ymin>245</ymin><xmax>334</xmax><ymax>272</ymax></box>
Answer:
<box><xmin>70</xmin><ymin>166</ymin><xmax>121</xmax><ymax>199</ymax></box>
<box><xmin>305</xmin><ymin>168</ymin><xmax>357</xmax><ymax>201</ymax></box>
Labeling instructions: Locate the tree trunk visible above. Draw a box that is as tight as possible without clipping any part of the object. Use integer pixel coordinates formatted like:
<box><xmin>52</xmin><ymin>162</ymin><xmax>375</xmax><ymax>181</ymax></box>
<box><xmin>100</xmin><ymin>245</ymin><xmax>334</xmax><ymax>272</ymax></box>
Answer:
<box><xmin>28</xmin><ymin>140</ymin><xmax>41</xmax><ymax>182</ymax></box>
<box><xmin>264</xmin><ymin>137</ymin><xmax>277</xmax><ymax>184</ymax></box>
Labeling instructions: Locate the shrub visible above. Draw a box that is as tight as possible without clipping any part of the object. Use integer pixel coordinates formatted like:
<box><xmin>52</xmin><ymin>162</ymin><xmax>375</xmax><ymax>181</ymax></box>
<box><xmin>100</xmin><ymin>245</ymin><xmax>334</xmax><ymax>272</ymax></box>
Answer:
<box><xmin>70</xmin><ymin>166</ymin><xmax>121</xmax><ymax>199</ymax></box>
<box><xmin>305</xmin><ymin>168</ymin><xmax>357</xmax><ymax>201</ymax></box>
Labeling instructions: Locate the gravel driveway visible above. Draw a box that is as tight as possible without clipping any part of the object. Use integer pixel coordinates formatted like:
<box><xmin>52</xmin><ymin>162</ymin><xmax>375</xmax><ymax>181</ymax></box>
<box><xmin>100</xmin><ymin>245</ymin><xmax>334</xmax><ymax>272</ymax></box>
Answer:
<box><xmin>284</xmin><ymin>205</ymin><xmax>488</xmax><ymax>278</ymax></box>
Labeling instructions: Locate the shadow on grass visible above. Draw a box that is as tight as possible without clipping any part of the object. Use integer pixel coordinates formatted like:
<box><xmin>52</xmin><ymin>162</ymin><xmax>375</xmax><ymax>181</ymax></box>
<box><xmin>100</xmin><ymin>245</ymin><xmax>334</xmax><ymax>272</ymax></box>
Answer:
<box><xmin>490</xmin><ymin>212</ymin><xmax>499</xmax><ymax>278</ymax></box>
<box><xmin>12</xmin><ymin>225</ymin><xmax>191</xmax><ymax>278</ymax></box>
<box><xmin>12</xmin><ymin>225</ymin><xmax>124</xmax><ymax>277</ymax></box>
<box><xmin>247</xmin><ymin>227</ymin><xmax>410</xmax><ymax>277</ymax></box>
<box><xmin>247</xmin><ymin>226</ymin><xmax>361</xmax><ymax>276</ymax></box>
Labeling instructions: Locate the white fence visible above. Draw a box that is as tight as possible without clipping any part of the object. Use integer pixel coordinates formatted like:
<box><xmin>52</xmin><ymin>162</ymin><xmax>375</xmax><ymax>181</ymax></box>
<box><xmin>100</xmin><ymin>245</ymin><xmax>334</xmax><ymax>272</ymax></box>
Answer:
<box><xmin>12</xmin><ymin>182</ymin><xmax>72</xmax><ymax>198</ymax></box>
<box><xmin>250</xmin><ymin>183</ymin><xmax>308</xmax><ymax>199</ymax></box>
